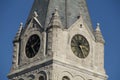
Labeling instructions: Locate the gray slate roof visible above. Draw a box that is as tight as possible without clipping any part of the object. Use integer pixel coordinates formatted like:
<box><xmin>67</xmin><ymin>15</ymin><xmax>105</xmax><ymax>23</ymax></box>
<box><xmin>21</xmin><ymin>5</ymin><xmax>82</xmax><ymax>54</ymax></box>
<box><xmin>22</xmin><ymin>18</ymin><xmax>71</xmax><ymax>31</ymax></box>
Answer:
<box><xmin>27</xmin><ymin>0</ymin><xmax>93</xmax><ymax>32</ymax></box>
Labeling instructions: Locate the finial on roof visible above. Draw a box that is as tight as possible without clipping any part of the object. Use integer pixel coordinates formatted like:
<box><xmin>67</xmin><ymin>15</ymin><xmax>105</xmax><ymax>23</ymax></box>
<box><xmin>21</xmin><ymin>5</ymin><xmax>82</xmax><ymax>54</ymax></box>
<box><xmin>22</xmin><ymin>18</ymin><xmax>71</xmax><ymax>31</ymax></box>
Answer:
<box><xmin>20</xmin><ymin>22</ymin><xmax>23</xmax><ymax>26</ymax></box>
<box><xmin>54</xmin><ymin>7</ymin><xmax>58</xmax><ymax>12</ymax></box>
<box><xmin>97</xmin><ymin>23</ymin><xmax>100</xmax><ymax>26</ymax></box>
<box><xmin>52</xmin><ymin>8</ymin><xmax>59</xmax><ymax>18</ymax></box>
<box><xmin>13</xmin><ymin>22</ymin><xmax>23</xmax><ymax>42</ymax></box>
<box><xmin>33</xmin><ymin>11</ymin><xmax>38</xmax><ymax>18</ymax></box>
<box><xmin>95</xmin><ymin>23</ymin><xmax>105</xmax><ymax>44</ymax></box>
<box><xmin>48</xmin><ymin>8</ymin><xmax>63</xmax><ymax>28</ymax></box>
<box><xmin>18</xmin><ymin>22</ymin><xmax>23</xmax><ymax>34</ymax></box>
<box><xmin>96</xmin><ymin>23</ymin><xmax>101</xmax><ymax>31</ymax></box>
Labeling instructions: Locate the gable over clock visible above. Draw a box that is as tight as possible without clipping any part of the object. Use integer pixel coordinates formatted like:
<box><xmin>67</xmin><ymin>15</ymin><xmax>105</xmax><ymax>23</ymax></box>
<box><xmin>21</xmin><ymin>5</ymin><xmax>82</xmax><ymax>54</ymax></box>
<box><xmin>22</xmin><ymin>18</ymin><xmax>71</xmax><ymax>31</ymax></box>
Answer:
<box><xmin>8</xmin><ymin>0</ymin><xmax>108</xmax><ymax>80</ymax></box>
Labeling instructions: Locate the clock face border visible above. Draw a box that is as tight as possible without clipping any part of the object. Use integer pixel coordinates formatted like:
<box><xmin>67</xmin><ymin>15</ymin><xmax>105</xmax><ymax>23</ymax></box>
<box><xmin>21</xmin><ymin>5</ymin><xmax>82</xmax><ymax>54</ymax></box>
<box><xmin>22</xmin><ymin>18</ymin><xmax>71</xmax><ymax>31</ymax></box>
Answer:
<box><xmin>22</xmin><ymin>29</ymin><xmax>43</xmax><ymax>61</ymax></box>
<box><xmin>71</xmin><ymin>34</ymin><xmax>90</xmax><ymax>59</ymax></box>
<box><xmin>25</xmin><ymin>34</ymin><xmax>41</xmax><ymax>58</ymax></box>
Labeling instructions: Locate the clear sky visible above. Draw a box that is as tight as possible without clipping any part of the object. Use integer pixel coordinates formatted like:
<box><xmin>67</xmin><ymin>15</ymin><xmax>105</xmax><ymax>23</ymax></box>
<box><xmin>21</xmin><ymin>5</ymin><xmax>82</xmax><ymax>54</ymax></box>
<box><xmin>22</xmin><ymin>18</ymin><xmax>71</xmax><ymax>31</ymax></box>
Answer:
<box><xmin>0</xmin><ymin>0</ymin><xmax>120</xmax><ymax>80</ymax></box>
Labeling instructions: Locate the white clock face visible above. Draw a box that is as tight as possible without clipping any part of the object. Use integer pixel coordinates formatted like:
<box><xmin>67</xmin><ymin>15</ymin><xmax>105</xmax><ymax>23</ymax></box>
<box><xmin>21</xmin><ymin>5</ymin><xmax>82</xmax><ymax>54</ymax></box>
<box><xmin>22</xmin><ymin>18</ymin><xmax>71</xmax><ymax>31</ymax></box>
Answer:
<box><xmin>71</xmin><ymin>34</ymin><xmax>90</xmax><ymax>58</ymax></box>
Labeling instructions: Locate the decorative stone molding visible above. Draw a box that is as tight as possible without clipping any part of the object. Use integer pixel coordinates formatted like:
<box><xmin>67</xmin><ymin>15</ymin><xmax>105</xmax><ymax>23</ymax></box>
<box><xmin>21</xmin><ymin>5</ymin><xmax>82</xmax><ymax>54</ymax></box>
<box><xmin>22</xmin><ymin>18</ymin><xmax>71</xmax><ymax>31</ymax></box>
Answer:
<box><xmin>8</xmin><ymin>60</ymin><xmax>53</xmax><ymax>79</ymax></box>
<box><xmin>13</xmin><ymin>23</ymin><xmax>23</xmax><ymax>42</ymax></box>
<box><xmin>48</xmin><ymin>9</ymin><xmax>63</xmax><ymax>30</ymax></box>
<box><xmin>53</xmin><ymin>60</ymin><xmax>107</xmax><ymax>80</ymax></box>
<box><xmin>58</xmin><ymin>71</ymin><xmax>73</xmax><ymax>80</ymax></box>
<box><xmin>95</xmin><ymin>23</ymin><xmax>105</xmax><ymax>44</ymax></box>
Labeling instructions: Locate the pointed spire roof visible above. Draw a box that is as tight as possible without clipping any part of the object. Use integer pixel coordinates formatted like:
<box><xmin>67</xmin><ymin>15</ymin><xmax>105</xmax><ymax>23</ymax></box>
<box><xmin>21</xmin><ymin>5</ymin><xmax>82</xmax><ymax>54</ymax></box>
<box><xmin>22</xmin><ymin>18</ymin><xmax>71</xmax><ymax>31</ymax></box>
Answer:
<box><xmin>13</xmin><ymin>23</ymin><xmax>23</xmax><ymax>42</ymax></box>
<box><xmin>27</xmin><ymin>0</ymin><xmax>49</xmax><ymax>27</ymax></box>
<box><xmin>95</xmin><ymin>23</ymin><xmax>105</xmax><ymax>43</ymax></box>
<box><xmin>27</xmin><ymin>0</ymin><xmax>93</xmax><ymax>32</ymax></box>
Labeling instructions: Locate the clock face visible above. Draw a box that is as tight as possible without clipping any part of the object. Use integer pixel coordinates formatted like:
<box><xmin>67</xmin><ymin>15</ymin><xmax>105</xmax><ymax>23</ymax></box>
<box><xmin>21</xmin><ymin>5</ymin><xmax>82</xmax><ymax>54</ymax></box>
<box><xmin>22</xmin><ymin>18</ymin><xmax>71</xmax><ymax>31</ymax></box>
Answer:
<box><xmin>25</xmin><ymin>34</ymin><xmax>40</xmax><ymax>58</ymax></box>
<box><xmin>71</xmin><ymin>34</ymin><xmax>90</xmax><ymax>58</ymax></box>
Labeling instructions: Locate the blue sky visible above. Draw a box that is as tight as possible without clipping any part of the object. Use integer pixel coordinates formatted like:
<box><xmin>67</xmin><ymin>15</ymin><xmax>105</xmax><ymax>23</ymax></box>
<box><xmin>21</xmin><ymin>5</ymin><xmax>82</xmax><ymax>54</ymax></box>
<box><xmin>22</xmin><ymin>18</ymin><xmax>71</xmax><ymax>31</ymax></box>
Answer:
<box><xmin>0</xmin><ymin>0</ymin><xmax>120</xmax><ymax>80</ymax></box>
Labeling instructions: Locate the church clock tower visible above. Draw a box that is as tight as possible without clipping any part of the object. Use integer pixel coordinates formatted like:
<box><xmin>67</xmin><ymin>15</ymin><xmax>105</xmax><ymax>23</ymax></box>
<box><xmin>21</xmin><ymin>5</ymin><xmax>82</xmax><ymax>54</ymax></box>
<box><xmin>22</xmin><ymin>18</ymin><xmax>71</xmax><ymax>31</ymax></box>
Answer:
<box><xmin>8</xmin><ymin>0</ymin><xmax>108</xmax><ymax>80</ymax></box>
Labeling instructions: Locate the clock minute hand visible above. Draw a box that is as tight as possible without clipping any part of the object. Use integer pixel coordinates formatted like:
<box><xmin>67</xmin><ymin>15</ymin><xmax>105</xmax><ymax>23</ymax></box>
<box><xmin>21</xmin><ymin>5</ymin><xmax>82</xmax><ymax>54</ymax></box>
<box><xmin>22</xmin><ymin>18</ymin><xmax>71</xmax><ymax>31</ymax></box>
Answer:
<box><xmin>32</xmin><ymin>39</ymin><xmax>39</xmax><ymax>47</ymax></box>
<box><xmin>31</xmin><ymin>46</ymin><xmax>36</xmax><ymax>54</ymax></box>
<box><xmin>79</xmin><ymin>45</ymin><xmax>86</xmax><ymax>58</ymax></box>
<box><xmin>82</xmin><ymin>45</ymin><xmax>88</xmax><ymax>51</ymax></box>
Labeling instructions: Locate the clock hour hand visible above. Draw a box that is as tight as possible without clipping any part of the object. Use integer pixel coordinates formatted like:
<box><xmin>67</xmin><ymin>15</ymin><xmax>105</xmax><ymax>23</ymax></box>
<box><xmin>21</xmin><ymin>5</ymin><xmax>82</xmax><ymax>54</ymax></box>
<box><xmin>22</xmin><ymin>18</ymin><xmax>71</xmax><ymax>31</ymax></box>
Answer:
<box><xmin>30</xmin><ymin>46</ymin><xmax>36</xmax><ymax>54</ymax></box>
<box><xmin>79</xmin><ymin>45</ymin><xmax>86</xmax><ymax>58</ymax></box>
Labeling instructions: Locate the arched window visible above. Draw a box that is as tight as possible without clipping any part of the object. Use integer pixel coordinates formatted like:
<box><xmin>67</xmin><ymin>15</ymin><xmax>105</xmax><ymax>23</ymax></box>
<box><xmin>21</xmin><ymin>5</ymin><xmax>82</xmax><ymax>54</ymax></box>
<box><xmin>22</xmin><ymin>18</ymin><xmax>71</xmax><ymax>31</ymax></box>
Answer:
<box><xmin>28</xmin><ymin>74</ymin><xmax>35</xmax><ymax>80</ymax></box>
<box><xmin>19</xmin><ymin>78</ymin><xmax>24</xmax><ymax>80</ymax></box>
<box><xmin>38</xmin><ymin>71</ymin><xmax>47</xmax><ymax>80</ymax></box>
<box><xmin>39</xmin><ymin>76</ymin><xmax>45</xmax><ymax>80</ymax></box>
<box><xmin>62</xmin><ymin>76</ymin><xmax>70</xmax><ymax>80</ymax></box>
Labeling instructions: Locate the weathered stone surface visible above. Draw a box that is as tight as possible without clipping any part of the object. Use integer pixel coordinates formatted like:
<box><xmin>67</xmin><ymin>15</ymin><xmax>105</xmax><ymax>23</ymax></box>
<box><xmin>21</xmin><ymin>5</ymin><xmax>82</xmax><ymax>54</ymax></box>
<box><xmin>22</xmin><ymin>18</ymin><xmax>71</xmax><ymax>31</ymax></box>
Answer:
<box><xmin>8</xmin><ymin>0</ymin><xmax>108</xmax><ymax>80</ymax></box>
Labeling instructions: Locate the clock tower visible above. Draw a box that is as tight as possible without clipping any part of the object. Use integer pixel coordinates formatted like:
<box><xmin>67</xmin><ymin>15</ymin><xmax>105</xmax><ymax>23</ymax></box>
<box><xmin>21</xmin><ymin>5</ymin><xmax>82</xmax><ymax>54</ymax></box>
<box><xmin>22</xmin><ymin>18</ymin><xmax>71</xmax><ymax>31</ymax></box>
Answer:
<box><xmin>8</xmin><ymin>0</ymin><xmax>108</xmax><ymax>80</ymax></box>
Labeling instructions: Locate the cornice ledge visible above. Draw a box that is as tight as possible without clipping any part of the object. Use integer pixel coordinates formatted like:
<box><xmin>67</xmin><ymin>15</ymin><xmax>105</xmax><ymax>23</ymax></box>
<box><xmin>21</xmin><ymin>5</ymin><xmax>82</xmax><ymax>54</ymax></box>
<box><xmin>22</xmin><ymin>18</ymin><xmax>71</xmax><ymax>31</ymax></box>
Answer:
<box><xmin>7</xmin><ymin>58</ymin><xmax>53</xmax><ymax>78</ymax></box>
